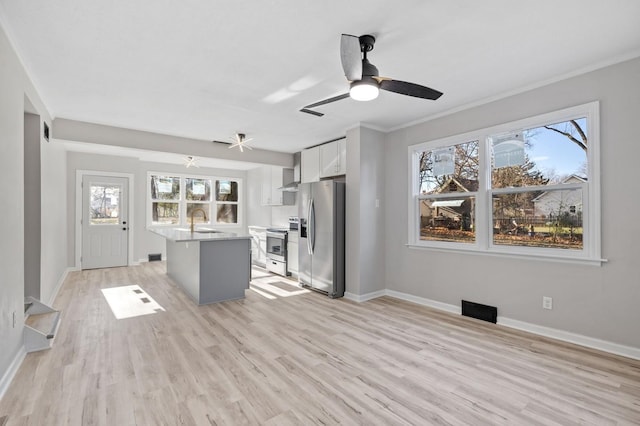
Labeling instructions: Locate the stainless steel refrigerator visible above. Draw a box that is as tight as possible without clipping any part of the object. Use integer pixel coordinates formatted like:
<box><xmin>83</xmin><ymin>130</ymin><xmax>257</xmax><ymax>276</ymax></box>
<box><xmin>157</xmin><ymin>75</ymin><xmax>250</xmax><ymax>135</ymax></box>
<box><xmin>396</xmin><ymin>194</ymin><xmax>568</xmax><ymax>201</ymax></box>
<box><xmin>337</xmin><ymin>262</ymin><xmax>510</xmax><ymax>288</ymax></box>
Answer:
<box><xmin>298</xmin><ymin>180</ymin><xmax>345</xmax><ymax>298</ymax></box>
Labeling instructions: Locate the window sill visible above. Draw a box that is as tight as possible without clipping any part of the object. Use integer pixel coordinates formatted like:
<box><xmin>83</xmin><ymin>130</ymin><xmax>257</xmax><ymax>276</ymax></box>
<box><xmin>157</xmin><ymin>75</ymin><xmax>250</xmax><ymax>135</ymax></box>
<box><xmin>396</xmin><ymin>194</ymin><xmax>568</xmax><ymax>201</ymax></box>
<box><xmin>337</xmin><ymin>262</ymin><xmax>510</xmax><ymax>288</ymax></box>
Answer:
<box><xmin>406</xmin><ymin>243</ymin><xmax>607</xmax><ymax>266</ymax></box>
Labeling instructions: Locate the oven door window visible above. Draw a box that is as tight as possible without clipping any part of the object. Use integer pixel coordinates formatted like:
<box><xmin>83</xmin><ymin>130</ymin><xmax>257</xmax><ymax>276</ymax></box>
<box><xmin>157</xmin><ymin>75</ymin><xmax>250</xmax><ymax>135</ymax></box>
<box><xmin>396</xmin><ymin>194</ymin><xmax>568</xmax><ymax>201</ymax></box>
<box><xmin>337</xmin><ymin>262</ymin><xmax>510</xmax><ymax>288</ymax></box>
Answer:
<box><xmin>266</xmin><ymin>235</ymin><xmax>285</xmax><ymax>257</ymax></box>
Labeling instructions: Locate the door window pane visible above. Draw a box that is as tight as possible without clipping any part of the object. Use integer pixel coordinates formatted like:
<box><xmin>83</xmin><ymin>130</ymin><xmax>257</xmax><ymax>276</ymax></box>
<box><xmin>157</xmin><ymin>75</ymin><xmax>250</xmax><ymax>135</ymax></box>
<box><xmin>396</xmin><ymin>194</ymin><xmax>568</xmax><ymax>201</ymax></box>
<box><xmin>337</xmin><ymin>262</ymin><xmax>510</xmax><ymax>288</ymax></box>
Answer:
<box><xmin>90</xmin><ymin>185</ymin><xmax>120</xmax><ymax>225</ymax></box>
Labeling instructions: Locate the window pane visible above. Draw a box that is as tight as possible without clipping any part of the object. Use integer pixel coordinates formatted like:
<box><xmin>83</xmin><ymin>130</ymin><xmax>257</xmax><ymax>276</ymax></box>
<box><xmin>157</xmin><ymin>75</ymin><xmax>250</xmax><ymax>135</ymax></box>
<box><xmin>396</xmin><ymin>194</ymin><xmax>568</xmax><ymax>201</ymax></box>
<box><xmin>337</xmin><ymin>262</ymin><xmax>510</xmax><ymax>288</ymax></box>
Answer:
<box><xmin>151</xmin><ymin>202</ymin><xmax>179</xmax><ymax>225</ymax></box>
<box><xmin>492</xmin><ymin>188</ymin><xmax>583</xmax><ymax>250</ymax></box>
<box><xmin>216</xmin><ymin>204</ymin><xmax>238</xmax><ymax>224</ymax></box>
<box><xmin>418</xmin><ymin>141</ymin><xmax>479</xmax><ymax>195</ymax></box>
<box><xmin>186</xmin><ymin>178</ymin><xmax>211</xmax><ymax>201</ymax></box>
<box><xmin>491</xmin><ymin>118</ymin><xmax>587</xmax><ymax>189</ymax></box>
<box><xmin>419</xmin><ymin>196</ymin><xmax>475</xmax><ymax>243</ymax></box>
<box><xmin>216</xmin><ymin>180</ymin><xmax>238</xmax><ymax>201</ymax></box>
<box><xmin>187</xmin><ymin>203</ymin><xmax>210</xmax><ymax>224</ymax></box>
<box><xmin>150</xmin><ymin>176</ymin><xmax>180</xmax><ymax>200</ymax></box>
<box><xmin>90</xmin><ymin>185</ymin><xmax>120</xmax><ymax>225</ymax></box>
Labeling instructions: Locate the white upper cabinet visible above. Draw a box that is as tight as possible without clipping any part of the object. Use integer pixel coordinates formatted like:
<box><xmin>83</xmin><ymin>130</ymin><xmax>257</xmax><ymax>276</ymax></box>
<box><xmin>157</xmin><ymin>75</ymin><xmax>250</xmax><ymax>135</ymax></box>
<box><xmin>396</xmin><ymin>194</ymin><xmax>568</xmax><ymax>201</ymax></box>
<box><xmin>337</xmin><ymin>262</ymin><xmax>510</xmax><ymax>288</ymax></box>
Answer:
<box><xmin>319</xmin><ymin>139</ymin><xmax>346</xmax><ymax>178</ymax></box>
<box><xmin>301</xmin><ymin>146</ymin><xmax>320</xmax><ymax>183</ymax></box>
<box><xmin>260</xmin><ymin>166</ymin><xmax>294</xmax><ymax>206</ymax></box>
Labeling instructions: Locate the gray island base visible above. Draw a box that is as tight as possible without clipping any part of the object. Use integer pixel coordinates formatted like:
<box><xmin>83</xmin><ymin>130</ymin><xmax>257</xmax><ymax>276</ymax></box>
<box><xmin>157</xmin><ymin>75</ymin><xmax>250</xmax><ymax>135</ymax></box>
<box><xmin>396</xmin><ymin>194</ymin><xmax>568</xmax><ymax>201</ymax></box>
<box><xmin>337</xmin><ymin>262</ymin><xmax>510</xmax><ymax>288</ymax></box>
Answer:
<box><xmin>151</xmin><ymin>228</ymin><xmax>251</xmax><ymax>305</ymax></box>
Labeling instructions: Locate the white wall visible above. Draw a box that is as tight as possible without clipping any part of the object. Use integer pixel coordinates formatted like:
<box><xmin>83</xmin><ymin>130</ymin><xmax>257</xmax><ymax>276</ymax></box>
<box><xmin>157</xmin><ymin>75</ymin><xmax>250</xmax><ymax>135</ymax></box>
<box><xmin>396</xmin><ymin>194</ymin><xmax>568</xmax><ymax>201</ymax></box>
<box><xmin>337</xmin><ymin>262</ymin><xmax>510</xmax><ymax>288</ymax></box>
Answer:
<box><xmin>66</xmin><ymin>152</ymin><xmax>247</xmax><ymax>266</ymax></box>
<box><xmin>0</xmin><ymin>21</ymin><xmax>67</xmax><ymax>393</ymax></box>
<box><xmin>383</xmin><ymin>57</ymin><xmax>640</xmax><ymax>350</ymax></box>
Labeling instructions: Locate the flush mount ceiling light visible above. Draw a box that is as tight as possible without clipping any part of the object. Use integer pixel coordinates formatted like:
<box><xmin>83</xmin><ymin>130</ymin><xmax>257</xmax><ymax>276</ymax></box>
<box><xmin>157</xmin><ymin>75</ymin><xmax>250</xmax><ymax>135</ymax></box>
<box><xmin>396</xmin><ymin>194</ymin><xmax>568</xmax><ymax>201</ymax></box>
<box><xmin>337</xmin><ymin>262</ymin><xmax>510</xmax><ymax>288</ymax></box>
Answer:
<box><xmin>228</xmin><ymin>133</ymin><xmax>253</xmax><ymax>152</ymax></box>
<box><xmin>184</xmin><ymin>155</ymin><xmax>199</xmax><ymax>168</ymax></box>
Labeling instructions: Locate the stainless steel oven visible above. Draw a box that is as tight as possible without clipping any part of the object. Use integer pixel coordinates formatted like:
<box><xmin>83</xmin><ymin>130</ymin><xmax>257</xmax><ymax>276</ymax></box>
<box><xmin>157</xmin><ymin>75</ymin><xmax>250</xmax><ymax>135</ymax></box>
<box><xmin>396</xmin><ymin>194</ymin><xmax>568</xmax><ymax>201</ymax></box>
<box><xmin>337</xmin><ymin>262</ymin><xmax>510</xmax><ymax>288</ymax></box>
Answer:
<box><xmin>266</xmin><ymin>229</ymin><xmax>289</xmax><ymax>276</ymax></box>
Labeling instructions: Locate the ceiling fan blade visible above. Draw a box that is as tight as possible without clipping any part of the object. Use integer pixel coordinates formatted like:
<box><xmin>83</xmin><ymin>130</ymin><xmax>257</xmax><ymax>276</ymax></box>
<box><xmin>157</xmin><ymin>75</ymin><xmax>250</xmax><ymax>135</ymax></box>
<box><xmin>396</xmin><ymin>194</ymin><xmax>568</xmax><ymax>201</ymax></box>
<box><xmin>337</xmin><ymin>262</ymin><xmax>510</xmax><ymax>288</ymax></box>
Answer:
<box><xmin>380</xmin><ymin>79</ymin><xmax>443</xmax><ymax>100</ymax></box>
<box><xmin>340</xmin><ymin>34</ymin><xmax>362</xmax><ymax>81</ymax></box>
<box><xmin>300</xmin><ymin>108</ymin><xmax>324</xmax><ymax>117</ymax></box>
<box><xmin>303</xmin><ymin>93</ymin><xmax>350</xmax><ymax>110</ymax></box>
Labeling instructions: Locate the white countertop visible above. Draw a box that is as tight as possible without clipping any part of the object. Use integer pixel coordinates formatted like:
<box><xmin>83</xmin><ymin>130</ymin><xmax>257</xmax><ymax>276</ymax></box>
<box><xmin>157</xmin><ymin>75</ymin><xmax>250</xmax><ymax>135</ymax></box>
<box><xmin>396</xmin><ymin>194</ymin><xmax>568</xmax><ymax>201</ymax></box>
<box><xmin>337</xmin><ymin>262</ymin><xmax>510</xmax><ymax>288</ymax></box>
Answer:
<box><xmin>150</xmin><ymin>227</ymin><xmax>251</xmax><ymax>243</ymax></box>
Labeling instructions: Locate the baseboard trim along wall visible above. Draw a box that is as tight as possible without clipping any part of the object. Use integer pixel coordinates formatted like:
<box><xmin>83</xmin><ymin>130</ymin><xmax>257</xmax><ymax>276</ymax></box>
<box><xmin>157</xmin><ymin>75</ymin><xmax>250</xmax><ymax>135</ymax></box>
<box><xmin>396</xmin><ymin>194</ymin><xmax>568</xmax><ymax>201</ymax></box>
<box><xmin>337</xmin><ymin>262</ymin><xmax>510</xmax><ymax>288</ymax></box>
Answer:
<box><xmin>355</xmin><ymin>289</ymin><xmax>640</xmax><ymax>361</ymax></box>
<box><xmin>344</xmin><ymin>290</ymin><xmax>386</xmax><ymax>303</ymax></box>
<box><xmin>47</xmin><ymin>267</ymin><xmax>73</xmax><ymax>306</ymax></box>
<box><xmin>0</xmin><ymin>346</ymin><xmax>26</xmax><ymax>401</ymax></box>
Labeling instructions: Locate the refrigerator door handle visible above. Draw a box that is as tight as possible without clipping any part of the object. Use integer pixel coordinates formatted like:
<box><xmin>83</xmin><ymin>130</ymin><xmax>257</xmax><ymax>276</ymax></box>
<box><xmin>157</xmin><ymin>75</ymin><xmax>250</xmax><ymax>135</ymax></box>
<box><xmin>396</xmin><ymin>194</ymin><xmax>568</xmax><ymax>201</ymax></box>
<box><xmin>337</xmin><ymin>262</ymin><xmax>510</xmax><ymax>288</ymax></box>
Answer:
<box><xmin>309</xmin><ymin>198</ymin><xmax>316</xmax><ymax>254</ymax></box>
<box><xmin>307</xmin><ymin>198</ymin><xmax>313</xmax><ymax>255</ymax></box>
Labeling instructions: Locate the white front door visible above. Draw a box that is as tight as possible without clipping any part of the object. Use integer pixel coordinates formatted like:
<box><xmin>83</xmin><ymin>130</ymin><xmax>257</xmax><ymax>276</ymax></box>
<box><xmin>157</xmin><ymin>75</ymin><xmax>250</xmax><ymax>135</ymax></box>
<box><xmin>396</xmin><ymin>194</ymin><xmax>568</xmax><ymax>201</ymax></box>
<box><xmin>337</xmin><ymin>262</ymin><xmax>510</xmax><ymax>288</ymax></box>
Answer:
<box><xmin>82</xmin><ymin>175</ymin><xmax>129</xmax><ymax>269</ymax></box>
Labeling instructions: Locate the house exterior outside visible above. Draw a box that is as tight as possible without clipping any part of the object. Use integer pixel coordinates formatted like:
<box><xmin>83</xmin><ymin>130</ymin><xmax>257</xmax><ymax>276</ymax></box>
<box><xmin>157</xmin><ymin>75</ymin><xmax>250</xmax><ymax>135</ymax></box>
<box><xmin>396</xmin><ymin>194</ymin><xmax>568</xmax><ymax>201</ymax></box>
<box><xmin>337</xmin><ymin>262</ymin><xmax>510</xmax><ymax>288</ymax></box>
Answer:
<box><xmin>532</xmin><ymin>175</ymin><xmax>586</xmax><ymax>219</ymax></box>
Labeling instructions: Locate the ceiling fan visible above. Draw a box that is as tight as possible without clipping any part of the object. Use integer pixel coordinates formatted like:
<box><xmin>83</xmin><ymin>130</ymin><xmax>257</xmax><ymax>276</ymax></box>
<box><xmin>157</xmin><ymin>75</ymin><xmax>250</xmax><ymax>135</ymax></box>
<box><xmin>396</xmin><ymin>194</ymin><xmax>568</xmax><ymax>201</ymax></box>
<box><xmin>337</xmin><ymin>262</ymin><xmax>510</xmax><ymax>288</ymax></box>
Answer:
<box><xmin>228</xmin><ymin>133</ymin><xmax>253</xmax><ymax>152</ymax></box>
<box><xmin>300</xmin><ymin>34</ymin><xmax>443</xmax><ymax>117</ymax></box>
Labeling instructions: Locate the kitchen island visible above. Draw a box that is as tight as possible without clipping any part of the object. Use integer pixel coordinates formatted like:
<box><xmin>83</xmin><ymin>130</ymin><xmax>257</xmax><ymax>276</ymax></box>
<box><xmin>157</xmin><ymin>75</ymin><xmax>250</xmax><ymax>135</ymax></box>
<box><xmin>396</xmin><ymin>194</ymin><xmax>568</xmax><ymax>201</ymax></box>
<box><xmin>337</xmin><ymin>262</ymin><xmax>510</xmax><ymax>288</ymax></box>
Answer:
<box><xmin>150</xmin><ymin>228</ymin><xmax>251</xmax><ymax>305</ymax></box>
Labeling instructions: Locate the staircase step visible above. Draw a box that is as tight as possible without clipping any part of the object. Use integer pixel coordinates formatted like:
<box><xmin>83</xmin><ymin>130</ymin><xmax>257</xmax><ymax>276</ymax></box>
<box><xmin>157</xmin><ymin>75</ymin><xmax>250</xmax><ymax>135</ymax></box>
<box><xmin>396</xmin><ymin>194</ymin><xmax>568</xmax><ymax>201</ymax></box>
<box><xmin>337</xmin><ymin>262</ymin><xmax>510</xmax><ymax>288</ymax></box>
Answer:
<box><xmin>25</xmin><ymin>311</ymin><xmax>60</xmax><ymax>339</ymax></box>
<box><xmin>23</xmin><ymin>297</ymin><xmax>62</xmax><ymax>352</ymax></box>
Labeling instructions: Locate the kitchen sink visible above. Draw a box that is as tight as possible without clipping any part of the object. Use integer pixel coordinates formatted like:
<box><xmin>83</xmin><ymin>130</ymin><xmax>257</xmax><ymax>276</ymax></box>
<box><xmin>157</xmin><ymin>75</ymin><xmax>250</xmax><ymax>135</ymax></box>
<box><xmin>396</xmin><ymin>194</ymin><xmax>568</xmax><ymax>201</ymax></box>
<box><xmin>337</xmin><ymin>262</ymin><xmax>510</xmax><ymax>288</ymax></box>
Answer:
<box><xmin>194</xmin><ymin>229</ymin><xmax>222</xmax><ymax>234</ymax></box>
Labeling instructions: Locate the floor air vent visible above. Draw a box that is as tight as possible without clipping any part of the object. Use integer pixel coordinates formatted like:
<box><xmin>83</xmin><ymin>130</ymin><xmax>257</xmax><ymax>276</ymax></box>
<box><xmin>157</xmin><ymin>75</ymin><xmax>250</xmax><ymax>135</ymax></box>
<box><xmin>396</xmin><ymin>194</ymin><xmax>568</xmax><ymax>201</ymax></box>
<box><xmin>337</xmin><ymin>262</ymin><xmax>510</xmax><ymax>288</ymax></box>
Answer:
<box><xmin>461</xmin><ymin>300</ymin><xmax>497</xmax><ymax>324</ymax></box>
<box><xmin>148</xmin><ymin>253</ymin><xmax>162</xmax><ymax>262</ymax></box>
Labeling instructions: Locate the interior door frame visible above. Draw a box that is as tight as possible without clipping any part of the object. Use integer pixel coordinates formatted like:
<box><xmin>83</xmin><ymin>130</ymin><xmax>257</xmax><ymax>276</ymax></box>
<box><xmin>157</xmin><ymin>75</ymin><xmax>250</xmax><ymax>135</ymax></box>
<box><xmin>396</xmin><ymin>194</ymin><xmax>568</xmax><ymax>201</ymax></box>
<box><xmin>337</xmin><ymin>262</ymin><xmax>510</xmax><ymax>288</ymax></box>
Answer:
<box><xmin>75</xmin><ymin>170</ymin><xmax>135</xmax><ymax>269</ymax></box>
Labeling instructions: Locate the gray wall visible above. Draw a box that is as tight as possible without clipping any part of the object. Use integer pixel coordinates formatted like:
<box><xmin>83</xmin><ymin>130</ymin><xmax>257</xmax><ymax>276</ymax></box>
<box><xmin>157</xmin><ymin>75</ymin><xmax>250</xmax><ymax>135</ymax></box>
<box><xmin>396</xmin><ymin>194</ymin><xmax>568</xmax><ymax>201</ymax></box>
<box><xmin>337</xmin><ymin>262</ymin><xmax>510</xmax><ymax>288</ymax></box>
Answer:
<box><xmin>66</xmin><ymin>152</ymin><xmax>248</xmax><ymax>266</ymax></box>
<box><xmin>24</xmin><ymin>113</ymin><xmax>41</xmax><ymax>299</ymax></box>
<box><xmin>383</xmin><ymin>57</ymin><xmax>640</xmax><ymax>349</ymax></box>
<box><xmin>345</xmin><ymin>126</ymin><xmax>386</xmax><ymax>297</ymax></box>
<box><xmin>54</xmin><ymin>118</ymin><xmax>293</xmax><ymax>167</ymax></box>
<box><xmin>0</xmin><ymin>23</ymin><xmax>67</xmax><ymax>390</ymax></box>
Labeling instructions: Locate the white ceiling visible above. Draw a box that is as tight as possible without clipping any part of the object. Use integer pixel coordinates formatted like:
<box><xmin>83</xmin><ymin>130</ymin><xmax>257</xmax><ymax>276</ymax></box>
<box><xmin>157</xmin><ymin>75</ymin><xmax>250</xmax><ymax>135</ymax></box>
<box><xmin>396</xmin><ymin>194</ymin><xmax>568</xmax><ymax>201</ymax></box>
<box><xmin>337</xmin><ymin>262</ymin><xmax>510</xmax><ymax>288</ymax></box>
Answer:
<box><xmin>2</xmin><ymin>0</ymin><xmax>640</xmax><ymax>155</ymax></box>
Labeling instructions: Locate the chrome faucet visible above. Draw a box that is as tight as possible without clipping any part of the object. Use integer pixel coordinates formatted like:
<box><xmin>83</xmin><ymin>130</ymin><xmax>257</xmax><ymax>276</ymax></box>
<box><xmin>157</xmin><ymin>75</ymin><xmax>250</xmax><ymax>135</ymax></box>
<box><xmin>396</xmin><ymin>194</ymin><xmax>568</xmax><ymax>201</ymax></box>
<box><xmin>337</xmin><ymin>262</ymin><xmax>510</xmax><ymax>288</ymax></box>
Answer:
<box><xmin>190</xmin><ymin>208</ymin><xmax>208</xmax><ymax>233</ymax></box>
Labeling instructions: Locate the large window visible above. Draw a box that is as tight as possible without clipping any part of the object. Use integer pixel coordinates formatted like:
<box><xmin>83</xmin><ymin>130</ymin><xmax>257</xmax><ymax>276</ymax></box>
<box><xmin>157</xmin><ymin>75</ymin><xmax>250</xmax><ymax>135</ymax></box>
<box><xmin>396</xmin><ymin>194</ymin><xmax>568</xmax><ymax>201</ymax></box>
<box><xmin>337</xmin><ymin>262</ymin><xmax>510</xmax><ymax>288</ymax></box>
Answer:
<box><xmin>148</xmin><ymin>173</ymin><xmax>242</xmax><ymax>227</ymax></box>
<box><xmin>409</xmin><ymin>102</ymin><xmax>601</xmax><ymax>263</ymax></box>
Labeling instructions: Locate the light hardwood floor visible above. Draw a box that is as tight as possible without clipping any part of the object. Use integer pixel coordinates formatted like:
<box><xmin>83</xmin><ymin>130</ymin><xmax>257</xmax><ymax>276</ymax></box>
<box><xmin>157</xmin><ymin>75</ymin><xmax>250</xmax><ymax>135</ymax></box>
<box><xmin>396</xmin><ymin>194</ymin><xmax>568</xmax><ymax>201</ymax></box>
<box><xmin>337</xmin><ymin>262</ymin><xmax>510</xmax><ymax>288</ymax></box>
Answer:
<box><xmin>1</xmin><ymin>262</ymin><xmax>639</xmax><ymax>425</ymax></box>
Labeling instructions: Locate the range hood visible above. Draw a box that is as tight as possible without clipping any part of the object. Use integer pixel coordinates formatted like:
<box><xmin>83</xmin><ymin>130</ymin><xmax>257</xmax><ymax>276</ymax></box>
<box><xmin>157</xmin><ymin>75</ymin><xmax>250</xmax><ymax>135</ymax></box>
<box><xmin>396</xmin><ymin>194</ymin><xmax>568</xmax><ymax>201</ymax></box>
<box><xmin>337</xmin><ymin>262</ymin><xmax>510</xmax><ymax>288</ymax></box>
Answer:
<box><xmin>279</xmin><ymin>152</ymin><xmax>301</xmax><ymax>192</ymax></box>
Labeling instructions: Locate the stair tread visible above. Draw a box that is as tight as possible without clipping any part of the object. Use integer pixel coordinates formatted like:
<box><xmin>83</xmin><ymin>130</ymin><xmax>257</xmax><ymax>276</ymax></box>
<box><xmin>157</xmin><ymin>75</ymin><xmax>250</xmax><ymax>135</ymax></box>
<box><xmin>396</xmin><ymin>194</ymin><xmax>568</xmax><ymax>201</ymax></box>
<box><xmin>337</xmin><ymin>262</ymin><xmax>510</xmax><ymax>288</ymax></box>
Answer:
<box><xmin>25</xmin><ymin>311</ymin><xmax>60</xmax><ymax>336</ymax></box>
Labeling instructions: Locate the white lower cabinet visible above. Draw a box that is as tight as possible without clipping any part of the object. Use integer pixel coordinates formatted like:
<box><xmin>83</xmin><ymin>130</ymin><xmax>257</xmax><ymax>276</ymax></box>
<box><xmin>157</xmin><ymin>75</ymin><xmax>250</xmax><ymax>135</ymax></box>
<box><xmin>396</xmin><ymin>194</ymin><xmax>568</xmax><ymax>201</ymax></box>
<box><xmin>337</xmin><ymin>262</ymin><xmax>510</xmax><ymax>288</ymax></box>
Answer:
<box><xmin>287</xmin><ymin>231</ymin><xmax>299</xmax><ymax>276</ymax></box>
<box><xmin>248</xmin><ymin>226</ymin><xmax>267</xmax><ymax>267</ymax></box>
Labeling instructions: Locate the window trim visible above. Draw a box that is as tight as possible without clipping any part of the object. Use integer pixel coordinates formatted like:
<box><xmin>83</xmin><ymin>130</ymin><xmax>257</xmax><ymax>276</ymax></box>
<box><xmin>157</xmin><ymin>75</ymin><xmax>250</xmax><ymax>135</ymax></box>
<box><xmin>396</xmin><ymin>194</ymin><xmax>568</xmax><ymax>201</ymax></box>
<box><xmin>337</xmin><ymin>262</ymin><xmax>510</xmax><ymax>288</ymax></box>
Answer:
<box><xmin>147</xmin><ymin>172</ymin><xmax>243</xmax><ymax>228</ymax></box>
<box><xmin>408</xmin><ymin>101</ymin><xmax>603</xmax><ymax>265</ymax></box>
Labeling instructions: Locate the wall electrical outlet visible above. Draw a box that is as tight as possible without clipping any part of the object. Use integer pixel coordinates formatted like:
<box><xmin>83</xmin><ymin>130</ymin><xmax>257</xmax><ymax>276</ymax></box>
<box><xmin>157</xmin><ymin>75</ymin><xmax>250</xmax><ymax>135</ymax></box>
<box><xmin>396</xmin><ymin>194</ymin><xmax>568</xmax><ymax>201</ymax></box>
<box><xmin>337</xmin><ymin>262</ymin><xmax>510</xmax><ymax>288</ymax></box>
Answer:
<box><xmin>542</xmin><ymin>296</ymin><xmax>553</xmax><ymax>310</ymax></box>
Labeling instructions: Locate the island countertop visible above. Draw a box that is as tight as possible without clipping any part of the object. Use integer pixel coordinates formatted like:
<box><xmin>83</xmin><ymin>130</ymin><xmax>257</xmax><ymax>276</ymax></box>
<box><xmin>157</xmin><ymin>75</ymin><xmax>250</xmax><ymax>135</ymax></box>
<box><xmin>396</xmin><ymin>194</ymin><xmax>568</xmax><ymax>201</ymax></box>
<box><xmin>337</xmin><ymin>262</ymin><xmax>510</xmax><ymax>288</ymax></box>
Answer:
<box><xmin>149</xmin><ymin>227</ymin><xmax>251</xmax><ymax>243</ymax></box>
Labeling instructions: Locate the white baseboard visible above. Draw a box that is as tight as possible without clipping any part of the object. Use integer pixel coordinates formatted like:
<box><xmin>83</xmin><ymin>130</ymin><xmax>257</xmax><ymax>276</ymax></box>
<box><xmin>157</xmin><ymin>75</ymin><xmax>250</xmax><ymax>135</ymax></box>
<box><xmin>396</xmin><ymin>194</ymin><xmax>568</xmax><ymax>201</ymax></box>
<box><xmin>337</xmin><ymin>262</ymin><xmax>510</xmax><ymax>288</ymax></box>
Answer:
<box><xmin>498</xmin><ymin>317</ymin><xmax>640</xmax><ymax>360</ymax></box>
<box><xmin>352</xmin><ymin>289</ymin><xmax>640</xmax><ymax>361</ymax></box>
<box><xmin>385</xmin><ymin>290</ymin><xmax>461</xmax><ymax>315</ymax></box>
<box><xmin>0</xmin><ymin>346</ymin><xmax>26</xmax><ymax>401</ymax></box>
<box><xmin>47</xmin><ymin>267</ymin><xmax>73</xmax><ymax>306</ymax></box>
<box><xmin>344</xmin><ymin>289</ymin><xmax>386</xmax><ymax>303</ymax></box>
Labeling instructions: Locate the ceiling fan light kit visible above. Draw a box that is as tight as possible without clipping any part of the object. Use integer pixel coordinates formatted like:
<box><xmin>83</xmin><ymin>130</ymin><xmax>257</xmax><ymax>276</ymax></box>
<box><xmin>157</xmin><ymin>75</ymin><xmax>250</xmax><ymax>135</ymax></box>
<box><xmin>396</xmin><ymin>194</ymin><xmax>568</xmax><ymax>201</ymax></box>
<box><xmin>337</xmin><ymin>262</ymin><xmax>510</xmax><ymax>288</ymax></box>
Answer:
<box><xmin>228</xmin><ymin>132</ymin><xmax>253</xmax><ymax>152</ymax></box>
<box><xmin>350</xmin><ymin>77</ymin><xmax>379</xmax><ymax>101</ymax></box>
<box><xmin>301</xmin><ymin>33</ymin><xmax>443</xmax><ymax>116</ymax></box>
